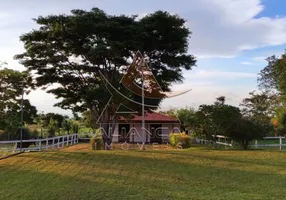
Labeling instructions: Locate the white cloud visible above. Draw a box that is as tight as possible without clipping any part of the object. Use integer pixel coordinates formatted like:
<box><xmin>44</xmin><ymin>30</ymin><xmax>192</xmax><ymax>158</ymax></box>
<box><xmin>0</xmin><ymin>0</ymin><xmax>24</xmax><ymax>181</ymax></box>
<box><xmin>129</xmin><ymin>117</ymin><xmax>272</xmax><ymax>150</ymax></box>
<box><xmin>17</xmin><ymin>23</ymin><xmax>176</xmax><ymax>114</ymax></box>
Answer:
<box><xmin>240</xmin><ymin>61</ymin><xmax>254</xmax><ymax>65</ymax></box>
<box><xmin>27</xmin><ymin>89</ymin><xmax>73</xmax><ymax>116</ymax></box>
<box><xmin>184</xmin><ymin>0</ymin><xmax>286</xmax><ymax>58</ymax></box>
<box><xmin>185</xmin><ymin>70</ymin><xmax>257</xmax><ymax>79</ymax></box>
<box><xmin>162</xmin><ymin>84</ymin><xmax>255</xmax><ymax>109</ymax></box>
<box><xmin>252</xmin><ymin>56</ymin><xmax>267</xmax><ymax>62</ymax></box>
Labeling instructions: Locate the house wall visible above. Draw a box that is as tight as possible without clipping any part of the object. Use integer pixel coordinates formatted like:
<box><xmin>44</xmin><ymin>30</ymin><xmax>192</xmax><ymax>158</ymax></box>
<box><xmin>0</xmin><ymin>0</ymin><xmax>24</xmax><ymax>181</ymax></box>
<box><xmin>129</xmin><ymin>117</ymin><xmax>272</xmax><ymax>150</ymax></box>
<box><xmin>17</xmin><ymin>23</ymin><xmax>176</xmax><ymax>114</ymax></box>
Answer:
<box><xmin>112</xmin><ymin>124</ymin><xmax>119</xmax><ymax>142</ymax></box>
<box><xmin>113</xmin><ymin>122</ymin><xmax>181</xmax><ymax>143</ymax></box>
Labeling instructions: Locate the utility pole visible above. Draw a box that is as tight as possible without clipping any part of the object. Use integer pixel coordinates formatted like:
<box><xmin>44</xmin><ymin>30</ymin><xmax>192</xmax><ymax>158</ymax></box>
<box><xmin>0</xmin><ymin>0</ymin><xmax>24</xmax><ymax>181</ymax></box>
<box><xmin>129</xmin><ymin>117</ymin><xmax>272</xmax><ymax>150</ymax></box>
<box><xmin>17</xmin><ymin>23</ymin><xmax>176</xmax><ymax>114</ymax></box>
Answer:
<box><xmin>20</xmin><ymin>82</ymin><xmax>24</xmax><ymax>152</ymax></box>
<box><xmin>141</xmin><ymin>61</ymin><xmax>146</xmax><ymax>150</ymax></box>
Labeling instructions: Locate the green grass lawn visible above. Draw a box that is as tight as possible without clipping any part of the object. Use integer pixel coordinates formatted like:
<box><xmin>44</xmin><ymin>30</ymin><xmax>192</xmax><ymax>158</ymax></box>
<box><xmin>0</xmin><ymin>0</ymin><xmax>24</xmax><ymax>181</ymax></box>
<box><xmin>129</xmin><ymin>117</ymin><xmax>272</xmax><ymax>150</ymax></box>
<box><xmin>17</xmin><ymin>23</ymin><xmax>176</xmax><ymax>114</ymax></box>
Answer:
<box><xmin>1</xmin><ymin>144</ymin><xmax>286</xmax><ymax>200</ymax></box>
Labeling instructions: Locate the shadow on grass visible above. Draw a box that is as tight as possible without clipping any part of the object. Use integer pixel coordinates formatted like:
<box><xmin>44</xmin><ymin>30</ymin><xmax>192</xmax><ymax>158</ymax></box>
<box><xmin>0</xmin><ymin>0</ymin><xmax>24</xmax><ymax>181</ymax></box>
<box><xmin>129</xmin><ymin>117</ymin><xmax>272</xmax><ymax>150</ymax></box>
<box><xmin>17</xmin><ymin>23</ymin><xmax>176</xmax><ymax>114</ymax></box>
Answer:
<box><xmin>2</xmin><ymin>150</ymin><xmax>286</xmax><ymax>199</ymax></box>
<box><xmin>154</xmin><ymin>149</ymin><xmax>286</xmax><ymax>169</ymax></box>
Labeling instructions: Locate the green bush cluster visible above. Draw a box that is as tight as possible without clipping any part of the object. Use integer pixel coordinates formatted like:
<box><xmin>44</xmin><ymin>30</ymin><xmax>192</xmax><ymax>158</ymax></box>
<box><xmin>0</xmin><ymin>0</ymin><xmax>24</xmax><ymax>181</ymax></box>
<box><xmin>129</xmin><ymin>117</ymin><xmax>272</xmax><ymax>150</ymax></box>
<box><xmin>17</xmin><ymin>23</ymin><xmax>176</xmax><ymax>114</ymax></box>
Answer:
<box><xmin>169</xmin><ymin>132</ymin><xmax>191</xmax><ymax>149</ymax></box>
<box><xmin>0</xmin><ymin>127</ymin><xmax>39</xmax><ymax>141</ymax></box>
<box><xmin>90</xmin><ymin>136</ymin><xmax>104</xmax><ymax>150</ymax></box>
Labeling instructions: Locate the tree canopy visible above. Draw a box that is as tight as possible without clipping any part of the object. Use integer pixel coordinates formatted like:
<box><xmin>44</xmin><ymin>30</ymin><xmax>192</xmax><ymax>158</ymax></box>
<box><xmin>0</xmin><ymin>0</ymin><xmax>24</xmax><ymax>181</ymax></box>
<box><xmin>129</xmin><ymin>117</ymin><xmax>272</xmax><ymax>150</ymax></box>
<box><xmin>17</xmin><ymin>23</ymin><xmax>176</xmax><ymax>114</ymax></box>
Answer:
<box><xmin>15</xmin><ymin>8</ymin><xmax>196</xmax><ymax>146</ymax></box>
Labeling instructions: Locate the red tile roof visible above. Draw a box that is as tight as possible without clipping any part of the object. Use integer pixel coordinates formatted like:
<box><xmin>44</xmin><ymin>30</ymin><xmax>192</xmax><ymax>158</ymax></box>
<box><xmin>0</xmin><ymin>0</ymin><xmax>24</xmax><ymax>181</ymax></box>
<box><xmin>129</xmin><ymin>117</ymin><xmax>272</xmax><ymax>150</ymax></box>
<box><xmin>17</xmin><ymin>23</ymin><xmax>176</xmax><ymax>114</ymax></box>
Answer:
<box><xmin>119</xmin><ymin>112</ymin><xmax>179</xmax><ymax>122</ymax></box>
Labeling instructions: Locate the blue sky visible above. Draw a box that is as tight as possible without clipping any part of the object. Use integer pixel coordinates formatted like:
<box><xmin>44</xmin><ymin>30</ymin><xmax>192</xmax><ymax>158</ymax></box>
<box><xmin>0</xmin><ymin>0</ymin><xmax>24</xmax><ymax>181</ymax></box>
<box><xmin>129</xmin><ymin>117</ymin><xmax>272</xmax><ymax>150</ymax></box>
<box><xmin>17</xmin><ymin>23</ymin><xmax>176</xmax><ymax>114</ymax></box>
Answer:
<box><xmin>0</xmin><ymin>0</ymin><xmax>286</xmax><ymax>115</ymax></box>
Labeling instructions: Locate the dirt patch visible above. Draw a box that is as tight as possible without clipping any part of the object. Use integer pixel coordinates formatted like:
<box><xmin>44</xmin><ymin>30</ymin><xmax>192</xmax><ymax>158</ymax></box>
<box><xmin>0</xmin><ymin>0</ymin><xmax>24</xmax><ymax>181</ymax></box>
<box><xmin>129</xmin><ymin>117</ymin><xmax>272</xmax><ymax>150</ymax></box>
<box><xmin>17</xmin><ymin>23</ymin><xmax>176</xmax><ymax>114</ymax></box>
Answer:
<box><xmin>62</xmin><ymin>143</ymin><xmax>175</xmax><ymax>152</ymax></box>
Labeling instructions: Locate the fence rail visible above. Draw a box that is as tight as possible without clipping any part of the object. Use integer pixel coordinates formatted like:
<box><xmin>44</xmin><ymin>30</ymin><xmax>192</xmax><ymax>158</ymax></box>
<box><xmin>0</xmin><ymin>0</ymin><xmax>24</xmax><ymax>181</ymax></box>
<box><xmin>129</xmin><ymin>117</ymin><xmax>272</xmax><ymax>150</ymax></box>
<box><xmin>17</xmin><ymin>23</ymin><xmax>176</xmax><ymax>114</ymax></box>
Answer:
<box><xmin>197</xmin><ymin>135</ymin><xmax>286</xmax><ymax>151</ymax></box>
<box><xmin>0</xmin><ymin>134</ymin><xmax>78</xmax><ymax>152</ymax></box>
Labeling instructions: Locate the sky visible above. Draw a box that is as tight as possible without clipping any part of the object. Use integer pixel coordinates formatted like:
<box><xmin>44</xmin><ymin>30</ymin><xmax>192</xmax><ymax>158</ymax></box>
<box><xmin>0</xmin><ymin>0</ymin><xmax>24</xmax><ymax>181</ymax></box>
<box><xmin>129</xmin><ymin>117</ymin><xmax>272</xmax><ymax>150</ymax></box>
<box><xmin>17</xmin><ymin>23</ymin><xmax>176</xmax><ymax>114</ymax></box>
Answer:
<box><xmin>0</xmin><ymin>0</ymin><xmax>286</xmax><ymax>116</ymax></box>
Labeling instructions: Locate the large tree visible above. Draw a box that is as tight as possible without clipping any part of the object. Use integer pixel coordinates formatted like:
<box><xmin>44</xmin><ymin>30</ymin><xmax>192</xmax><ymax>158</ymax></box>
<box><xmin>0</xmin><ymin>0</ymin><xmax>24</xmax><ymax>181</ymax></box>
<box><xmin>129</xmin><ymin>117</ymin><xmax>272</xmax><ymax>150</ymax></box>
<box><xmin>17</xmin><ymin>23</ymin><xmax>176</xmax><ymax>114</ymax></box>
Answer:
<box><xmin>257</xmin><ymin>52</ymin><xmax>286</xmax><ymax>135</ymax></box>
<box><xmin>195</xmin><ymin>103</ymin><xmax>241</xmax><ymax>142</ymax></box>
<box><xmin>0</xmin><ymin>67</ymin><xmax>37</xmax><ymax>135</ymax></box>
<box><xmin>15</xmin><ymin>8</ymin><xmax>196</xmax><ymax>147</ymax></box>
<box><xmin>258</xmin><ymin>51</ymin><xmax>286</xmax><ymax>94</ymax></box>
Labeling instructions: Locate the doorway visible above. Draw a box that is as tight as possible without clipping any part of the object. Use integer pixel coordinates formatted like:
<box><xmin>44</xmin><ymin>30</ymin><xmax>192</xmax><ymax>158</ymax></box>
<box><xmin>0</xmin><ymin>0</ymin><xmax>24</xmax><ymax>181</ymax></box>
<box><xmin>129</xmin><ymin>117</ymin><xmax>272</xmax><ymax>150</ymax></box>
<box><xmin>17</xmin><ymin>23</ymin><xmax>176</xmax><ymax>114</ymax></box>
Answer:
<box><xmin>150</xmin><ymin>124</ymin><xmax>162</xmax><ymax>143</ymax></box>
<box><xmin>118</xmin><ymin>124</ymin><xmax>130</xmax><ymax>143</ymax></box>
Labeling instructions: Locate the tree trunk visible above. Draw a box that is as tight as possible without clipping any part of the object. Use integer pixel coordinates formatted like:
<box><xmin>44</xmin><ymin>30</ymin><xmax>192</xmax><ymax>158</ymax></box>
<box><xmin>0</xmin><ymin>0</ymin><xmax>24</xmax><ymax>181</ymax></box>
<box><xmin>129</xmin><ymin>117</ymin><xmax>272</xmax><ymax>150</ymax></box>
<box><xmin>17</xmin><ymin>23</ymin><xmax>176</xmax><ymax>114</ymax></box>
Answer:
<box><xmin>100</xmin><ymin>111</ymin><xmax>118</xmax><ymax>150</ymax></box>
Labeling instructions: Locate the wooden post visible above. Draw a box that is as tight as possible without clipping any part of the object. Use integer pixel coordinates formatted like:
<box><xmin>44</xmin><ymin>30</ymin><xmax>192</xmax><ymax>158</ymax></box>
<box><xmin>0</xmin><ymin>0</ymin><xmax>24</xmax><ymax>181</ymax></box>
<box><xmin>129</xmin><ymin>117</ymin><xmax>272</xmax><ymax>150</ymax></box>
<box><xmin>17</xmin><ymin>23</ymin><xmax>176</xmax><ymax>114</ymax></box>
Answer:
<box><xmin>71</xmin><ymin>135</ymin><xmax>74</xmax><ymax>145</ymax></box>
<box><xmin>255</xmin><ymin>140</ymin><xmax>258</xmax><ymax>149</ymax></box>
<box><xmin>280</xmin><ymin>137</ymin><xmax>282</xmax><ymax>151</ymax></box>
<box><xmin>57</xmin><ymin>137</ymin><xmax>60</xmax><ymax>149</ymax></box>
<box><xmin>62</xmin><ymin>136</ymin><xmax>64</xmax><ymax>148</ymax></box>
<box><xmin>52</xmin><ymin>138</ymin><xmax>55</xmax><ymax>149</ymax></box>
<box><xmin>66</xmin><ymin>135</ymin><xmax>69</xmax><ymax>146</ymax></box>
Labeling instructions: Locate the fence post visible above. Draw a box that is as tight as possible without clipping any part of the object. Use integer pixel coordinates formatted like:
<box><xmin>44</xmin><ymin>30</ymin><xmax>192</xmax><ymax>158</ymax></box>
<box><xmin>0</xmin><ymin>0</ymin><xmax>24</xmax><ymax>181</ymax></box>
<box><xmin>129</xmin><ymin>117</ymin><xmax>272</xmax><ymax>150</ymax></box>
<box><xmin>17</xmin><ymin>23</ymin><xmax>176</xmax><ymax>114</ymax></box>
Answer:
<box><xmin>280</xmin><ymin>137</ymin><xmax>282</xmax><ymax>151</ymax></box>
<box><xmin>62</xmin><ymin>136</ymin><xmax>64</xmax><ymax>148</ymax></box>
<box><xmin>71</xmin><ymin>135</ymin><xmax>74</xmax><ymax>145</ymax></box>
<box><xmin>66</xmin><ymin>135</ymin><xmax>69</xmax><ymax>146</ymax></box>
<box><xmin>46</xmin><ymin>138</ymin><xmax>48</xmax><ymax>150</ymax></box>
<box><xmin>39</xmin><ymin>140</ymin><xmax>42</xmax><ymax>151</ymax></box>
<box><xmin>76</xmin><ymin>134</ymin><xmax>79</xmax><ymax>144</ymax></box>
<box><xmin>57</xmin><ymin>137</ymin><xmax>60</xmax><ymax>149</ymax></box>
<box><xmin>231</xmin><ymin>140</ymin><xmax>233</xmax><ymax>148</ymax></box>
<box><xmin>255</xmin><ymin>140</ymin><xmax>258</xmax><ymax>149</ymax></box>
<box><xmin>52</xmin><ymin>138</ymin><xmax>55</xmax><ymax>148</ymax></box>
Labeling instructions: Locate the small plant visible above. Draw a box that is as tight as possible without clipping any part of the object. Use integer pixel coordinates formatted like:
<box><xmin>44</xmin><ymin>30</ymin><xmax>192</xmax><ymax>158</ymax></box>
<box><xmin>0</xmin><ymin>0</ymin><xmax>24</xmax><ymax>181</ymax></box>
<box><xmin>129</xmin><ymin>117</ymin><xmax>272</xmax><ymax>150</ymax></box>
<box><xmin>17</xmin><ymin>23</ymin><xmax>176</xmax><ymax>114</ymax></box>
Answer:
<box><xmin>169</xmin><ymin>132</ymin><xmax>191</xmax><ymax>149</ymax></box>
<box><xmin>90</xmin><ymin>136</ymin><xmax>103</xmax><ymax>150</ymax></box>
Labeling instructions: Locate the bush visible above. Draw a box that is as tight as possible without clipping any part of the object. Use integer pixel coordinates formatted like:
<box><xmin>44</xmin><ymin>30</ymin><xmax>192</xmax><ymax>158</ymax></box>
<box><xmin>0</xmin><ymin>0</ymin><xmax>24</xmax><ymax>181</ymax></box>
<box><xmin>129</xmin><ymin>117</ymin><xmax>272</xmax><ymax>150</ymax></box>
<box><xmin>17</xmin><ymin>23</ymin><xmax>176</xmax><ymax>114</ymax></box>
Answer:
<box><xmin>90</xmin><ymin>136</ymin><xmax>103</xmax><ymax>150</ymax></box>
<box><xmin>0</xmin><ymin>130</ymin><xmax>8</xmax><ymax>140</ymax></box>
<box><xmin>169</xmin><ymin>132</ymin><xmax>191</xmax><ymax>149</ymax></box>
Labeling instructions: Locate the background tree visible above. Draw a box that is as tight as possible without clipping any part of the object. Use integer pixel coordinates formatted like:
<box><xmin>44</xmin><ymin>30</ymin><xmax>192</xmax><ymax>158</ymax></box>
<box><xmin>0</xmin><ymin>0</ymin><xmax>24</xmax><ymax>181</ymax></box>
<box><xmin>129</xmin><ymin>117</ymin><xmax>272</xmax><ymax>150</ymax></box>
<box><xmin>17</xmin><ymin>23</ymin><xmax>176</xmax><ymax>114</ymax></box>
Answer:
<box><xmin>62</xmin><ymin>119</ymin><xmax>72</xmax><ymax>134</ymax></box>
<box><xmin>176</xmin><ymin>107</ymin><xmax>197</xmax><ymax>133</ymax></box>
<box><xmin>47</xmin><ymin>118</ymin><xmax>57</xmax><ymax>137</ymax></box>
<box><xmin>240</xmin><ymin>91</ymin><xmax>278</xmax><ymax>136</ymax></box>
<box><xmin>230</xmin><ymin>118</ymin><xmax>263</xmax><ymax>150</ymax></box>
<box><xmin>41</xmin><ymin>113</ymin><xmax>68</xmax><ymax>129</ymax></box>
<box><xmin>0</xmin><ymin>67</ymin><xmax>36</xmax><ymax>137</ymax></box>
<box><xmin>258</xmin><ymin>52</ymin><xmax>286</xmax><ymax>135</ymax></box>
<box><xmin>272</xmin><ymin>106</ymin><xmax>286</xmax><ymax>135</ymax></box>
<box><xmin>15</xmin><ymin>8</ymin><xmax>196</xmax><ymax>147</ymax></box>
<box><xmin>195</xmin><ymin>103</ymin><xmax>241</xmax><ymax>145</ymax></box>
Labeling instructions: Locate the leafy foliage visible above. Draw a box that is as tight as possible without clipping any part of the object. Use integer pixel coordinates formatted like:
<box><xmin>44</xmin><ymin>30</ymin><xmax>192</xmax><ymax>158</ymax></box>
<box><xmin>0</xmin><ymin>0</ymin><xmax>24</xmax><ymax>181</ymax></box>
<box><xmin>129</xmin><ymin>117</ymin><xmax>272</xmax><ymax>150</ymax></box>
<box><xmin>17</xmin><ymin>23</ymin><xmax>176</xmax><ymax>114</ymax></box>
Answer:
<box><xmin>62</xmin><ymin>119</ymin><xmax>72</xmax><ymax>134</ymax></box>
<box><xmin>90</xmin><ymin>135</ymin><xmax>104</xmax><ymax>150</ymax></box>
<box><xmin>0</xmin><ymin>67</ymin><xmax>37</xmax><ymax>134</ymax></box>
<box><xmin>230</xmin><ymin>118</ymin><xmax>263</xmax><ymax>150</ymax></box>
<box><xmin>258</xmin><ymin>52</ymin><xmax>286</xmax><ymax>93</ymax></box>
<box><xmin>47</xmin><ymin>118</ymin><xmax>57</xmax><ymax>137</ymax></box>
<box><xmin>167</xmin><ymin>96</ymin><xmax>265</xmax><ymax>149</ymax></box>
<box><xmin>240</xmin><ymin>91</ymin><xmax>278</xmax><ymax>136</ymax></box>
<box><xmin>169</xmin><ymin>132</ymin><xmax>191</xmax><ymax>149</ymax></box>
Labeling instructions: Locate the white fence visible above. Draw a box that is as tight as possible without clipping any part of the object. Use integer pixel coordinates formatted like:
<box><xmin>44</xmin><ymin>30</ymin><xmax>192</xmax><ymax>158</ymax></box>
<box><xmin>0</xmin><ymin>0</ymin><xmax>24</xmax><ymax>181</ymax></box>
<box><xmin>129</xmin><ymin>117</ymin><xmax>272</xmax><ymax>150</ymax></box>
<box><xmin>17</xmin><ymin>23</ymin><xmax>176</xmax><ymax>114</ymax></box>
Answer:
<box><xmin>251</xmin><ymin>136</ymin><xmax>285</xmax><ymax>151</ymax></box>
<box><xmin>199</xmin><ymin>135</ymin><xmax>286</xmax><ymax>151</ymax></box>
<box><xmin>0</xmin><ymin>134</ymin><xmax>78</xmax><ymax>152</ymax></box>
<box><xmin>196</xmin><ymin>135</ymin><xmax>233</xmax><ymax>147</ymax></box>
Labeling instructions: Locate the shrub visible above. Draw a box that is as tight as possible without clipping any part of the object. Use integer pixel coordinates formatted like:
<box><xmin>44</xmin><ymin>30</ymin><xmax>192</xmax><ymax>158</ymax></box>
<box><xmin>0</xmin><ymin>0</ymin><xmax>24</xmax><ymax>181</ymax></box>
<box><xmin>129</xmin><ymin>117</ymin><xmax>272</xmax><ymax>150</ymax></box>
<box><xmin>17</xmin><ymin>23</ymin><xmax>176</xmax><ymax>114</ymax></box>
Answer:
<box><xmin>0</xmin><ymin>130</ymin><xmax>8</xmax><ymax>140</ymax></box>
<box><xmin>90</xmin><ymin>136</ymin><xmax>103</xmax><ymax>150</ymax></box>
<box><xmin>169</xmin><ymin>132</ymin><xmax>191</xmax><ymax>149</ymax></box>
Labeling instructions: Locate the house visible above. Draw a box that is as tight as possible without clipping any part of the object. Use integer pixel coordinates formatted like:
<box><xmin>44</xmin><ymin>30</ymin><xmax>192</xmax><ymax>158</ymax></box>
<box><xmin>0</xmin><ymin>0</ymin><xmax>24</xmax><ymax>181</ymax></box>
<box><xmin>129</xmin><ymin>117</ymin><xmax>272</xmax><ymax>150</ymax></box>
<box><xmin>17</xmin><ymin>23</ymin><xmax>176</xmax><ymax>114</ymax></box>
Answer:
<box><xmin>112</xmin><ymin>112</ymin><xmax>181</xmax><ymax>143</ymax></box>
